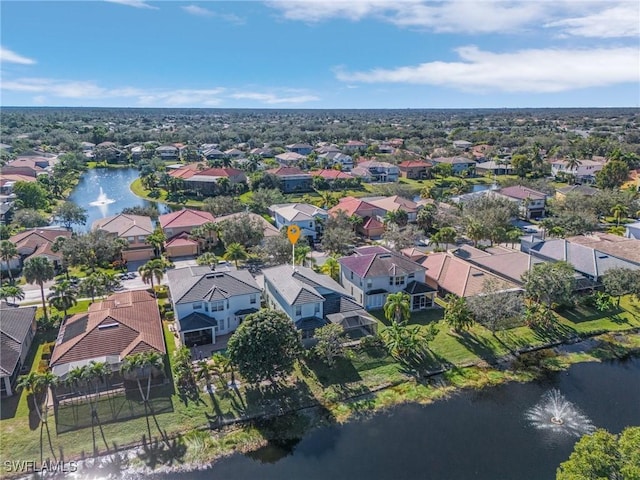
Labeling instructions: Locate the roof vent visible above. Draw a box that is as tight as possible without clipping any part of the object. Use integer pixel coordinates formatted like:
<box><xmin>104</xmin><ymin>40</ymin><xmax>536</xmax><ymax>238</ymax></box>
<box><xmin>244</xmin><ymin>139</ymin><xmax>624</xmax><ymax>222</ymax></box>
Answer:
<box><xmin>98</xmin><ymin>322</ymin><xmax>119</xmax><ymax>330</ymax></box>
<box><xmin>471</xmin><ymin>272</ymin><xmax>485</xmax><ymax>277</ymax></box>
<box><xmin>597</xmin><ymin>254</ymin><xmax>609</xmax><ymax>259</ymax></box>
<box><xmin>379</xmin><ymin>254</ymin><xmax>392</xmax><ymax>258</ymax></box>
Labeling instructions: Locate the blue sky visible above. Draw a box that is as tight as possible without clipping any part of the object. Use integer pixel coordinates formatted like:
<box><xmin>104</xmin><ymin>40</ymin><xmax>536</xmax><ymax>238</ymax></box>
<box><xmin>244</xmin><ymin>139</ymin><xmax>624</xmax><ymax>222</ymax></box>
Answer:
<box><xmin>1</xmin><ymin>1</ymin><xmax>639</xmax><ymax>108</ymax></box>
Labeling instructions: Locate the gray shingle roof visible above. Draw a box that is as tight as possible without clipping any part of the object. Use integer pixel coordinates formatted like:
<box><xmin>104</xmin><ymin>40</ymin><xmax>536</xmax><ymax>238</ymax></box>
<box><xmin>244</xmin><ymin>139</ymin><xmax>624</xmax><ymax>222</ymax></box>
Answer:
<box><xmin>263</xmin><ymin>264</ymin><xmax>348</xmax><ymax>306</ymax></box>
<box><xmin>167</xmin><ymin>266</ymin><xmax>261</xmax><ymax>305</ymax></box>
<box><xmin>0</xmin><ymin>306</ymin><xmax>36</xmax><ymax>376</ymax></box>
<box><xmin>180</xmin><ymin>312</ymin><xmax>218</xmax><ymax>331</ymax></box>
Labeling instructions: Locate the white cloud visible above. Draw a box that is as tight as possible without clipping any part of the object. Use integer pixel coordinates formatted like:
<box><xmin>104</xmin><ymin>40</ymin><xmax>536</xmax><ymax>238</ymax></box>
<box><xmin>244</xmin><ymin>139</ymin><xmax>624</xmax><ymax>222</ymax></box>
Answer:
<box><xmin>230</xmin><ymin>92</ymin><xmax>320</xmax><ymax>104</ymax></box>
<box><xmin>268</xmin><ymin>0</ymin><xmax>639</xmax><ymax>37</ymax></box>
<box><xmin>335</xmin><ymin>46</ymin><xmax>640</xmax><ymax>93</ymax></box>
<box><xmin>0</xmin><ymin>46</ymin><xmax>36</xmax><ymax>65</ymax></box>
<box><xmin>544</xmin><ymin>3</ymin><xmax>640</xmax><ymax>38</ymax></box>
<box><xmin>137</xmin><ymin>89</ymin><xmax>226</xmax><ymax>106</ymax></box>
<box><xmin>104</xmin><ymin>0</ymin><xmax>157</xmax><ymax>10</ymax></box>
<box><xmin>182</xmin><ymin>5</ymin><xmax>213</xmax><ymax>17</ymax></box>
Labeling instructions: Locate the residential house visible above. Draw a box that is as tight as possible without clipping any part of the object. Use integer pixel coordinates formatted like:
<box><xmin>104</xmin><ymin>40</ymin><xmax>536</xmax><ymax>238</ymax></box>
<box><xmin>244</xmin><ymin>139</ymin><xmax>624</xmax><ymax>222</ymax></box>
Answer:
<box><xmin>430</xmin><ymin>157</ymin><xmax>477</xmax><ymax>176</ymax></box>
<box><xmin>0</xmin><ymin>305</ymin><xmax>37</xmax><ymax>396</ymax></box>
<box><xmin>1</xmin><ymin>157</ymin><xmax>52</xmax><ymax>179</ymax></box>
<box><xmin>267</xmin><ymin>166</ymin><xmax>313</xmax><ymax>193</ymax></box>
<box><xmin>550</xmin><ymin>159</ymin><xmax>604</xmax><ymax>183</ymax></box>
<box><xmin>201</xmin><ymin>147</ymin><xmax>225</xmax><ymax>160</ymax></box>
<box><xmin>476</xmin><ymin>160</ymin><xmax>515</xmax><ymax>176</ymax></box>
<box><xmin>495</xmin><ymin>185</ymin><xmax>547</xmax><ymax>220</ymax></box>
<box><xmin>521</xmin><ymin>237</ymin><xmax>640</xmax><ymax>285</ymax></box>
<box><xmin>398</xmin><ymin>160</ymin><xmax>432</xmax><ymax>179</ymax></box>
<box><xmin>312</xmin><ymin>169</ymin><xmax>354</xmax><ymax>185</ymax></box>
<box><xmin>339</xmin><ymin>246</ymin><xmax>436</xmax><ymax>311</ymax></box>
<box><xmin>352</xmin><ymin>160</ymin><xmax>399</xmax><ymax>182</ymax></box>
<box><xmin>421</xmin><ymin>252</ymin><xmax>520</xmax><ymax>298</ymax></box>
<box><xmin>158</xmin><ymin>209</ymin><xmax>216</xmax><ymax>257</ymax></box>
<box><xmin>315</xmin><ymin>144</ymin><xmax>341</xmax><ymax>155</ymax></box>
<box><xmin>363</xmin><ymin>195</ymin><xmax>420</xmax><ymax>223</ymax></box>
<box><xmin>387</xmin><ymin>138</ymin><xmax>404</xmax><ymax>148</ymax></box>
<box><xmin>275</xmin><ymin>152</ymin><xmax>307</xmax><ymax>167</ymax></box>
<box><xmin>342</xmin><ymin>140</ymin><xmax>368</xmax><ymax>153</ymax></box>
<box><xmin>7</xmin><ymin>227</ymin><xmax>72</xmax><ymax>271</ymax></box>
<box><xmin>262</xmin><ymin>264</ymin><xmax>377</xmax><ymax>338</ymax></box>
<box><xmin>155</xmin><ymin>145</ymin><xmax>181</xmax><ymax>160</ymax></box>
<box><xmin>249</xmin><ymin>147</ymin><xmax>273</xmax><ymax>158</ymax></box>
<box><xmin>329</xmin><ymin>197</ymin><xmax>386</xmax><ymax>239</ymax></box>
<box><xmin>625</xmin><ymin>221</ymin><xmax>640</xmax><ymax>240</ymax></box>
<box><xmin>166</xmin><ymin>266</ymin><xmax>261</xmax><ymax>349</ymax></box>
<box><xmin>286</xmin><ymin>143</ymin><xmax>314</xmax><ymax>155</ymax></box>
<box><xmin>555</xmin><ymin>184</ymin><xmax>599</xmax><ymax>201</ymax></box>
<box><xmin>92</xmin><ymin>214</ymin><xmax>155</xmax><ymax>262</ymax></box>
<box><xmin>471</xmin><ymin>144</ymin><xmax>492</xmax><ymax>161</ymax></box>
<box><xmin>169</xmin><ymin>164</ymin><xmax>247</xmax><ymax>195</ymax></box>
<box><xmin>0</xmin><ymin>143</ymin><xmax>13</xmax><ymax>154</ymax></box>
<box><xmin>318</xmin><ymin>151</ymin><xmax>354</xmax><ymax>171</ymax></box>
<box><xmin>400</xmin><ymin>247</ymin><xmax>428</xmax><ymax>264</ymax></box>
<box><xmin>270</xmin><ymin>203</ymin><xmax>328</xmax><ymax>242</ymax></box>
<box><xmin>453</xmin><ymin>140</ymin><xmax>473</xmax><ymax>151</ymax></box>
<box><xmin>376</xmin><ymin>144</ymin><xmax>395</xmax><ymax>154</ymax></box>
<box><xmin>50</xmin><ymin>290</ymin><xmax>165</xmax><ymax>383</ymax></box>
<box><xmin>566</xmin><ymin>233</ymin><xmax>640</xmax><ymax>265</ymax></box>
<box><xmin>224</xmin><ymin>148</ymin><xmax>244</xmax><ymax>158</ymax></box>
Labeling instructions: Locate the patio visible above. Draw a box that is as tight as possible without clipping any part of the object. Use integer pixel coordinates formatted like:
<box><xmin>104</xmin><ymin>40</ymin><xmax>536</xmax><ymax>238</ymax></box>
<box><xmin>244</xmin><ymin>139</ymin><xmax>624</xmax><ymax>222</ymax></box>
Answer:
<box><xmin>189</xmin><ymin>333</ymin><xmax>233</xmax><ymax>360</ymax></box>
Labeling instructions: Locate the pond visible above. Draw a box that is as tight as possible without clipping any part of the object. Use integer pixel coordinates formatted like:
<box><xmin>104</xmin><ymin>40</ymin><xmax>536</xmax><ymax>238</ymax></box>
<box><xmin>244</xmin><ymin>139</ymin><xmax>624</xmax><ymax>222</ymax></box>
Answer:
<box><xmin>148</xmin><ymin>358</ymin><xmax>640</xmax><ymax>480</ymax></box>
<box><xmin>67</xmin><ymin>168</ymin><xmax>166</xmax><ymax>231</ymax></box>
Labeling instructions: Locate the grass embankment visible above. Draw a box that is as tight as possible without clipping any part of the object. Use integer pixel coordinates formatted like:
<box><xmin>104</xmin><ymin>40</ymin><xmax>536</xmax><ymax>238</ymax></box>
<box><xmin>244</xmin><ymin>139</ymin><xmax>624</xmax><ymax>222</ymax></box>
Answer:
<box><xmin>2</xmin><ymin>297</ymin><xmax>639</xmax><ymax>474</ymax></box>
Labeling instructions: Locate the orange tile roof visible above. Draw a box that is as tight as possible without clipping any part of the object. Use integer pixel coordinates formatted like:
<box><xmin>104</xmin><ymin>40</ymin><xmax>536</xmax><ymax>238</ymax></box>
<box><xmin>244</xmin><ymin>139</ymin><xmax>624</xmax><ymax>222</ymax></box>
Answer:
<box><xmin>50</xmin><ymin>290</ymin><xmax>165</xmax><ymax>367</ymax></box>
<box><xmin>159</xmin><ymin>208</ymin><xmax>214</xmax><ymax>230</ymax></box>
<box><xmin>329</xmin><ymin>196</ymin><xmax>379</xmax><ymax>217</ymax></box>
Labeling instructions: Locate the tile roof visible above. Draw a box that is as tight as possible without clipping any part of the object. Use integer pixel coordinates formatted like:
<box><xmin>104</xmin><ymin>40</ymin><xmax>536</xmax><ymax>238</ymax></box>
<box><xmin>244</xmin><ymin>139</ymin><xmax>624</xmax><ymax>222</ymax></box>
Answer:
<box><xmin>566</xmin><ymin>233</ymin><xmax>640</xmax><ymax>264</ymax></box>
<box><xmin>421</xmin><ymin>252</ymin><xmax>518</xmax><ymax>297</ymax></box>
<box><xmin>167</xmin><ymin>266</ymin><xmax>261</xmax><ymax>305</ymax></box>
<box><xmin>196</xmin><ymin>167</ymin><xmax>244</xmax><ymax>178</ymax></box>
<box><xmin>267</xmin><ymin>166</ymin><xmax>310</xmax><ymax>177</ymax></box>
<box><xmin>50</xmin><ymin>290</ymin><xmax>165</xmax><ymax>368</ymax></box>
<box><xmin>556</xmin><ymin>185</ymin><xmax>599</xmax><ymax>196</ymax></box>
<box><xmin>165</xmin><ymin>233</ymin><xmax>199</xmax><ymax>248</ymax></box>
<box><xmin>398</xmin><ymin>160</ymin><xmax>432</xmax><ymax>168</ymax></box>
<box><xmin>92</xmin><ymin>214</ymin><xmax>154</xmax><ymax>237</ymax></box>
<box><xmin>432</xmin><ymin>156</ymin><xmax>475</xmax><ymax>165</ymax></box>
<box><xmin>498</xmin><ymin>185</ymin><xmax>546</xmax><ymax>200</ymax></box>
<box><xmin>263</xmin><ymin>264</ymin><xmax>347</xmax><ymax>306</ymax></box>
<box><xmin>0</xmin><ymin>306</ymin><xmax>36</xmax><ymax>376</ymax></box>
<box><xmin>10</xmin><ymin>228</ymin><xmax>70</xmax><ymax>248</ymax></box>
<box><xmin>339</xmin><ymin>246</ymin><xmax>424</xmax><ymax>278</ymax></box>
<box><xmin>276</xmin><ymin>152</ymin><xmax>306</xmax><ymax>161</ymax></box>
<box><xmin>270</xmin><ymin>203</ymin><xmax>327</xmax><ymax>222</ymax></box>
<box><xmin>328</xmin><ymin>196</ymin><xmax>380</xmax><ymax>217</ymax></box>
<box><xmin>313</xmin><ymin>169</ymin><xmax>353</xmax><ymax>180</ymax></box>
<box><xmin>453</xmin><ymin>244</ymin><xmax>544</xmax><ymax>284</ymax></box>
<box><xmin>159</xmin><ymin>208</ymin><xmax>214</xmax><ymax>230</ymax></box>
<box><xmin>363</xmin><ymin>195</ymin><xmax>418</xmax><ymax>214</ymax></box>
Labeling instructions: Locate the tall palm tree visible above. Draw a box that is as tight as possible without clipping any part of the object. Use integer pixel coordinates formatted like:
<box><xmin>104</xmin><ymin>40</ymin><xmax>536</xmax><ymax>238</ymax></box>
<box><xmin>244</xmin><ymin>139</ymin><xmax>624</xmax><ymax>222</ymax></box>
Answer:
<box><xmin>0</xmin><ymin>240</ymin><xmax>18</xmax><ymax>283</ymax></box>
<box><xmin>294</xmin><ymin>245</ymin><xmax>312</xmax><ymax>266</ymax></box>
<box><xmin>79</xmin><ymin>273</ymin><xmax>105</xmax><ymax>302</ymax></box>
<box><xmin>138</xmin><ymin>258</ymin><xmax>165</xmax><ymax>292</ymax></box>
<box><xmin>466</xmin><ymin>221</ymin><xmax>485</xmax><ymax>247</ymax></box>
<box><xmin>0</xmin><ymin>285</ymin><xmax>25</xmax><ymax>305</ymax></box>
<box><xmin>383</xmin><ymin>292</ymin><xmax>411</xmax><ymax>324</ymax></box>
<box><xmin>611</xmin><ymin>203</ymin><xmax>629</xmax><ymax>226</ymax></box>
<box><xmin>320</xmin><ymin>257</ymin><xmax>341</xmax><ymax>281</ymax></box>
<box><xmin>17</xmin><ymin>371</ymin><xmax>58</xmax><ymax>462</ymax></box>
<box><xmin>223</xmin><ymin>242</ymin><xmax>247</xmax><ymax>268</ymax></box>
<box><xmin>23</xmin><ymin>257</ymin><xmax>55</xmax><ymax>319</ymax></box>
<box><xmin>145</xmin><ymin>227</ymin><xmax>166</xmax><ymax>258</ymax></box>
<box><xmin>47</xmin><ymin>280</ymin><xmax>78</xmax><ymax>318</ymax></box>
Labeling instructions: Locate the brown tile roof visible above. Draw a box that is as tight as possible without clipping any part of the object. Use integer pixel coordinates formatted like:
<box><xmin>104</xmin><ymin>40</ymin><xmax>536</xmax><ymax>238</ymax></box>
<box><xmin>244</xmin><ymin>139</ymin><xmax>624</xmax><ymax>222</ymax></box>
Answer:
<box><xmin>50</xmin><ymin>290</ymin><xmax>165</xmax><ymax>368</ymax></box>
<box><xmin>398</xmin><ymin>160</ymin><xmax>432</xmax><ymax>168</ymax></box>
<box><xmin>566</xmin><ymin>233</ymin><xmax>640</xmax><ymax>264</ymax></box>
<box><xmin>267</xmin><ymin>166</ymin><xmax>309</xmax><ymax>177</ymax></box>
<box><xmin>10</xmin><ymin>228</ymin><xmax>70</xmax><ymax>248</ymax></box>
<box><xmin>92</xmin><ymin>214</ymin><xmax>154</xmax><ymax>237</ymax></box>
<box><xmin>365</xmin><ymin>195</ymin><xmax>418</xmax><ymax>214</ymax></box>
<box><xmin>313</xmin><ymin>169</ymin><xmax>353</xmax><ymax>180</ymax></box>
<box><xmin>498</xmin><ymin>185</ymin><xmax>546</xmax><ymax>200</ymax></box>
<box><xmin>329</xmin><ymin>196</ymin><xmax>379</xmax><ymax>217</ymax></box>
<box><xmin>196</xmin><ymin>167</ymin><xmax>244</xmax><ymax>178</ymax></box>
<box><xmin>159</xmin><ymin>208</ymin><xmax>214</xmax><ymax>230</ymax></box>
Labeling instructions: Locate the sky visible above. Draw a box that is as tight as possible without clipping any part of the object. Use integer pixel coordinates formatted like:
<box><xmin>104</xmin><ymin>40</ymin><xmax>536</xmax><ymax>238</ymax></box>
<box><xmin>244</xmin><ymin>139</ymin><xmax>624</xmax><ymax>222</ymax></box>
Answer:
<box><xmin>1</xmin><ymin>0</ymin><xmax>639</xmax><ymax>109</ymax></box>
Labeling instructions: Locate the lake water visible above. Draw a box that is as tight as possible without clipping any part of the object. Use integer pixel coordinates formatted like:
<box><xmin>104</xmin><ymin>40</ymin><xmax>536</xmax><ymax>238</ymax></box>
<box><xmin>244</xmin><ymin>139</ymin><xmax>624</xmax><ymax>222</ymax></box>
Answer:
<box><xmin>67</xmin><ymin>168</ymin><xmax>164</xmax><ymax>231</ymax></box>
<box><xmin>149</xmin><ymin>358</ymin><xmax>640</xmax><ymax>480</ymax></box>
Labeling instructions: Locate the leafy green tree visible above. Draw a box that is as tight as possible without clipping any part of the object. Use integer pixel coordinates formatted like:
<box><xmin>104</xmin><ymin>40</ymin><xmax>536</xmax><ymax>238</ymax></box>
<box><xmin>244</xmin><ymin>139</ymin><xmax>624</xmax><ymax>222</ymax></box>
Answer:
<box><xmin>313</xmin><ymin>323</ymin><xmax>345</xmax><ymax>367</ymax></box>
<box><xmin>602</xmin><ymin>267</ymin><xmax>640</xmax><ymax>306</ymax></box>
<box><xmin>383</xmin><ymin>291</ymin><xmax>411</xmax><ymax>324</ymax></box>
<box><xmin>202</xmin><ymin>195</ymin><xmax>244</xmax><ymax>216</ymax></box>
<box><xmin>0</xmin><ymin>240</ymin><xmax>18</xmax><ymax>283</ymax></box>
<box><xmin>249</xmin><ymin>187</ymin><xmax>285</xmax><ymax>213</ymax></box>
<box><xmin>11</xmin><ymin>209</ymin><xmax>49</xmax><ymax>229</ymax></box>
<box><xmin>78</xmin><ymin>273</ymin><xmax>106</xmax><ymax>302</ymax></box>
<box><xmin>47</xmin><ymin>280</ymin><xmax>78</xmax><ymax>318</ymax></box>
<box><xmin>431</xmin><ymin>226</ymin><xmax>456</xmax><ymax>251</ymax></box>
<box><xmin>380</xmin><ymin>320</ymin><xmax>437</xmax><ymax>365</ymax></box>
<box><xmin>510</xmin><ymin>154</ymin><xmax>532</xmax><ymax>178</ymax></box>
<box><xmin>54</xmin><ymin>201</ymin><xmax>88</xmax><ymax>230</ymax></box>
<box><xmin>382</xmin><ymin>224</ymin><xmax>423</xmax><ymax>250</ymax></box>
<box><xmin>321</xmin><ymin>211</ymin><xmax>357</xmax><ymax>255</ymax></box>
<box><xmin>557</xmin><ymin>427</ymin><xmax>640</xmax><ymax>480</ymax></box>
<box><xmin>224</xmin><ymin>242</ymin><xmax>248</xmax><ymax>268</ymax></box>
<box><xmin>522</xmin><ymin>261</ymin><xmax>576</xmax><ymax>308</ymax></box>
<box><xmin>596</xmin><ymin>160</ymin><xmax>629</xmax><ymax>189</ymax></box>
<box><xmin>218</xmin><ymin>213</ymin><xmax>264</xmax><ymax>248</ymax></box>
<box><xmin>23</xmin><ymin>257</ymin><xmax>55</xmax><ymax>318</ymax></box>
<box><xmin>444</xmin><ymin>294</ymin><xmax>474</xmax><ymax>333</ymax></box>
<box><xmin>467</xmin><ymin>280</ymin><xmax>524</xmax><ymax>334</ymax></box>
<box><xmin>416</xmin><ymin>203</ymin><xmax>436</xmax><ymax>232</ymax></box>
<box><xmin>13</xmin><ymin>181</ymin><xmax>49</xmax><ymax>209</ymax></box>
<box><xmin>138</xmin><ymin>258</ymin><xmax>165</xmax><ymax>292</ymax></box>
<box><xmin>226</xmin><ymin>309</ymin><xmax>303</xmax><ymax>384</ymax></box>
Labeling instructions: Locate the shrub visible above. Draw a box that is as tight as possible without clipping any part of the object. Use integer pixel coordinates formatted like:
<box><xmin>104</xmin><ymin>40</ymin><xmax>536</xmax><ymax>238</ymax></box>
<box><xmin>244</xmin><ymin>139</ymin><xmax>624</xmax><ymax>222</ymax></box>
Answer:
<box><xmin>359</xmin><ymin>335</ymin><xmax>387</xmax><ymax>358</ymax></box>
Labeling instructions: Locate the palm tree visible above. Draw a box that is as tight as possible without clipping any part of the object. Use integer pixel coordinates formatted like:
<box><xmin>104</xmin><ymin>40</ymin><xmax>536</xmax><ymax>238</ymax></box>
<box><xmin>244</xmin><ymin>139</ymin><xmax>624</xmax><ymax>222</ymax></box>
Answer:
<box><xmin>320</xmin><ymin>257</ymin><xmax>340</xmax><ymax>281</ymax></box>
<box><xmin>611</xmin><ymin>203</ymin><xmax>629</xmax><ymax>226</ymax></box>
<box><xmin>0</xmin><ymin>240</ymin><xmax>18</xmax><ymax>283</ymax></box>
<box><xmin>17</xmin><ymin>371</ymin><xmax>58</xmax><ymax>462</ymax></box>
<box><xmin>383</xmin><ymin>292</ymin><xmax>411</xmax><ymax>324</ymax></box>
<box><xmin>196</xmin><ymin>252</ymin><xmax>218</xmax><ymax>267</ymax></box>
<box><xmin>23</xmin><ymin>257</ymin><xmax>55</xmax><ymax>319</ymax></box>
<box><xmin>294</xmin><ymin>245</ymin><xmax>312</xmax><ymax>266</ymax></box>
<box><xmin>47</xmin><ymin>280</ymin><xmax>77</xmax><ymax>318</ymax></box>
<box><xmin>79</xmin><ymin>273</ymin><xmax>105</xmax><ymax>302</ymax></box>
<box><xmin>432</xmin><ymin>227</ymin><xmax>456</xmax><ymax>251</ymax></box>
<box><xmin>466</xmin><ymin>221</ymin><xmax>485</xmax><ymax>247</ymax></box>
<box><xmin>138</xmin><ymin>258</ymin><xmax>165</xmax><ymax>292</ymax></box>
<box><xmin>145</xmin><ymin>227</ymin><xmax>166</xmax><ymax>258</ymax></box>
<box><xmin>565</xmin><ymin>153</ymin><xmax>582</xmax><ymax>175</ymax></box>
<box><xmin>380</xmin><ymin>321</ymin><xmax>423</xmax><ymax>363</ymax></box>
<box><xmin>0</xmin><ymin>284</ymin><xmax>25</xmax><ymax>305</ymax></box>
<box><xmin>224</xmin><ymin>242</ymin><xmax>247</xmax><ymax>268</ymax></box>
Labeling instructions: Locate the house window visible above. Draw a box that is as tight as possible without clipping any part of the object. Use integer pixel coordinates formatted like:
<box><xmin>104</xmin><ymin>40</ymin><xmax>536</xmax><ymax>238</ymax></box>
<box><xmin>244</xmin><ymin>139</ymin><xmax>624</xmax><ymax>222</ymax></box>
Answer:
<box><xmin>193</xmin><ymin>302</ymin><xmax>202</xmax><ymax>310</ymax></box>
<box><xmin>250</xmin><ymin>294</ymin><xmax>257</xmax><ymax>304</ymax></box>
<box><xmin>127</xmin><ymin>236</ymin><xmax>135</xmax><ymax>243</ymax></box>
<box><xmin>350</xmin><ymin>271</ymin><xmax>353</xmax><ymax>280</ymax></box>
<box><xmin>408</xmin><ymin>273</ymin><xmax>415</xmax><ymax>280</ymax></box>
<box><xmin>138</xmin><ymin>236</ymin><xmax>146</xmax><ymax>243</ymax></box>
<box><xmin>366</xmin><ymin>279</ymin><xmax>372</xmax><ymax>289</ymax></box>
<box><xmin>394</xmin><ymin>276</ymin><xmax>405</xmax><ymax>285</ymax></box>
<box><xmin>211</xmin><ymin>300</ymin><xmax>225</xmax><ymax>311</ymax></box>
<box><xmin>295</xmin><ymin>305</ymin><xmax>302</xmax><ymax>316</ymax></box>
<box><xmin>314</xmin><ymin>303</ymin><xmax>320</xmax><ymax>314</ymax></box>
<box><xmin>389</xmin><ymin>276</ymin><xmax>393</xmax><ymax>286</ymax></box>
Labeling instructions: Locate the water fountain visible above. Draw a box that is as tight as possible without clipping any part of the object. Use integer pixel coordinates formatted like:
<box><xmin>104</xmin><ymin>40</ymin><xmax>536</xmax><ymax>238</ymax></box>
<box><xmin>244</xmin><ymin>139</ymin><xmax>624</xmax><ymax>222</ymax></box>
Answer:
<box><xmin>89</xmin><ymin>187</ymin><xmax>116</xmax><ymax>207</ymax></box>
<box><xmin>525</xmin><ymin>389</ymin><xmax>595</xmax><ymax>437</ymax></box>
